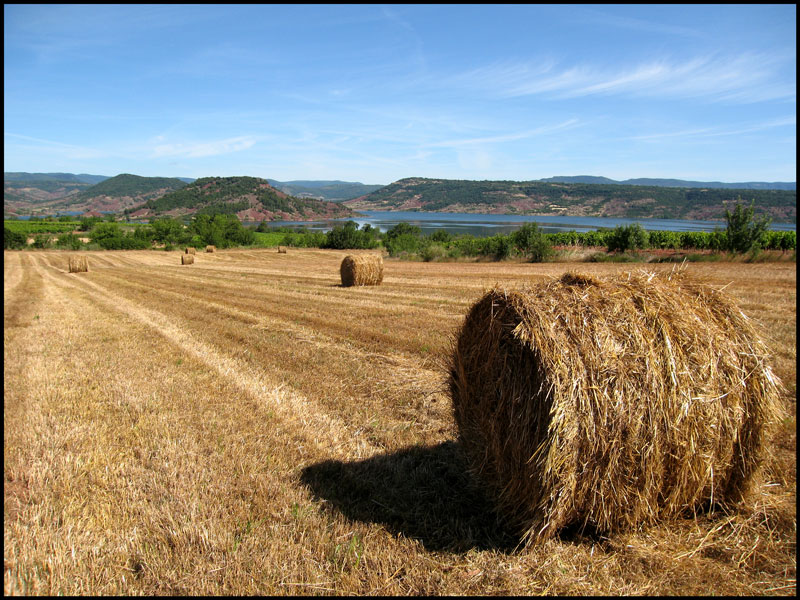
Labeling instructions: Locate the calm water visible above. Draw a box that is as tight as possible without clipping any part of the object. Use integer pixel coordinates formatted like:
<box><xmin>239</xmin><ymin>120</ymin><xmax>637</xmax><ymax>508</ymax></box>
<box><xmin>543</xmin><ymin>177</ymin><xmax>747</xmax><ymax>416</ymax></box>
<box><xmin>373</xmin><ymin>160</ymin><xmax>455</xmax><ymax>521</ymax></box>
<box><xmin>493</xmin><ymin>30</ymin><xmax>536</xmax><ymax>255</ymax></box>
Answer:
<box><xmin>258</xmin><ymin>210</ymin><xmax>796</xmax><ymax>237</ymax></box>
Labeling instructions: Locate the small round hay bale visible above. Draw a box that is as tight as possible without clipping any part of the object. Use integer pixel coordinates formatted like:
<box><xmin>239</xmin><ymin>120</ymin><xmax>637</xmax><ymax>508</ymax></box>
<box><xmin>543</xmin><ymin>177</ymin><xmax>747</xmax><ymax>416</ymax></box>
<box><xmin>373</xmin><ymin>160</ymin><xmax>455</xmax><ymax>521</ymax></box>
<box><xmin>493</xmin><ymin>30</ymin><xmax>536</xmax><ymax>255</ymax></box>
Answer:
<box><xmin>181</xmin><ymin>254</ymin><xmax>194</xmax><ymax>265</ymax></box>
<box><xmin>68</xmin><ymin>255</ymin><xmax>89</xmax><ymax>273</ymax></box>
<box><xmin>277</xmin><ymin>246</ymin><xmax>287</xmax><ymax>254</ymax></box>
<box><xmin>449</xmin><ymin>269</ymin><xmax>782</xmax><ymax>544</ymax></box>
<box><xmin>206</xmin><ymin>245</ymin><xmax>216</xmax><ymax>253</ymax></box>
<box><xmin>185</xmin><ymin>247</ymin><xmax>196</xmax><ymax>255</ymax></box>
<box><xmin>340</xmin><ymin>254</ymin><xmax>383</xmax><ymax>287</ymax></box>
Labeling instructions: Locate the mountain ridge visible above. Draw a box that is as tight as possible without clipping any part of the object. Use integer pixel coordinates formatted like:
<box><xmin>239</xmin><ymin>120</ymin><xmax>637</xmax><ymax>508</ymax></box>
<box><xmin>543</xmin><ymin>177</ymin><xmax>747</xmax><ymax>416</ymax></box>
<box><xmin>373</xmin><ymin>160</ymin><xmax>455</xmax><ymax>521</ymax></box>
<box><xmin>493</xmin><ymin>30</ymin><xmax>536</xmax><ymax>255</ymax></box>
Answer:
<box><xmin>541</xmin><ymin>175</ymin><xmax>796</xmax><ymax>191</ymax></box>
<box><xmin>5</xmin><ymin>171</ymin><xmax>796</xmax><ymax>220</ymax></box>
<box><xmin>344</xmin><ymin>177</ymin><xmax>796</xmax><ymax>222</ymax></box>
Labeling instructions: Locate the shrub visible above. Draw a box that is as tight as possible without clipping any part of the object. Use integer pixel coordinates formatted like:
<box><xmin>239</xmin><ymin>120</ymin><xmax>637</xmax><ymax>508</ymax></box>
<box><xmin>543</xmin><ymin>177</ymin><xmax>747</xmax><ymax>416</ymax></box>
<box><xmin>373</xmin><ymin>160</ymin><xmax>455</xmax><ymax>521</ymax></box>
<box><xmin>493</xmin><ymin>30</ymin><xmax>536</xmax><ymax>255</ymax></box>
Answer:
<box><xmin>324</xmin><ymin>221</ymin><xmax>380</xmax><ymax>250</ymax></box>
<box><xmin>54</xmin><ymin>233</ymin><xmax>83</xmax><ymax>250</ymax></box>
<box><xmin>511</xmin><ymin>223</ymin><xmax>553</xmax><ymax>262</ymax></box>
<box><xmin>725</xmin><ymin>201</ymin><xmax>771</xmax><ymax>253</ymax></box>
<box><xmin>607</xmin><ymin>223</ymin><xmax>649</xmax><ymax>253</ymax></box>
<box><xmin>385</xmin><ymin>233</ymin><xmax>422</xmax><ymax>257</ymax></box>
<box><xmin>420</xmin><ymin>242</ymin><xmax>447</xmax><ymax>262</ymax></box>
<box><xmin>429</xmin><ymin>229</ymin><xmax>452</xmax><ymax>244</ymax></box>
<box><xmin>31</xmin><ymin>234</ymin><xmax>53</xmax><ymax>249</ymax></box>
<box><xmin>4</xmin><ymin>227</ymin><xmax>27</xmax><ymax>249</ymax></box>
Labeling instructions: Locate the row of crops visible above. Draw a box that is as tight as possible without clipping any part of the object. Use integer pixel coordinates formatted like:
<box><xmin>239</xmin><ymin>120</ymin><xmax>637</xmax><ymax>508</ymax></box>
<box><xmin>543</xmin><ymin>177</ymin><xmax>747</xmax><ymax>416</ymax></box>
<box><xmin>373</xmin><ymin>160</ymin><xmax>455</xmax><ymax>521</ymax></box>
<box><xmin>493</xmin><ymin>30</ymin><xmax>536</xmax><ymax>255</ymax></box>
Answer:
<box><xmin>5</xmin><ymin>219</ymin><xmax>797</xmax><ymax>254</ymax></box>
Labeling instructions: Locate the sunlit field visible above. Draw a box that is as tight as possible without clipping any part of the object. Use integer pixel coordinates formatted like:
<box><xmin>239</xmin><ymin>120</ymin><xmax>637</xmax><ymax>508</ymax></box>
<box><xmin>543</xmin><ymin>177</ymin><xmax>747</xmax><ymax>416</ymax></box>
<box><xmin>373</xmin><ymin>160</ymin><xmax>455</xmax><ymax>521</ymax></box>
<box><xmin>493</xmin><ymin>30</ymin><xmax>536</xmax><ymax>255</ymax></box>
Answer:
<box><xmin>4</xmin><ymin>248</ymin><xmax>795</xmax><ymax>595</ymax></box>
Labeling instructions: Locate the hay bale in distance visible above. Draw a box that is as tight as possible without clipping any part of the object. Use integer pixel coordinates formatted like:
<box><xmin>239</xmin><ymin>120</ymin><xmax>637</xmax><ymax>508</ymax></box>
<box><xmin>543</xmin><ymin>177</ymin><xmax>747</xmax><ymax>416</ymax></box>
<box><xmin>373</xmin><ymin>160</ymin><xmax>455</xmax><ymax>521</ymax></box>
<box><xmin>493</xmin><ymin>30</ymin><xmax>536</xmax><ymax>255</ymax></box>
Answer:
<box><xmin>278</xmin><ymin>246</ymin><xmax>287</xmax><ymax>254</ymax></box>
<box><xmin>206</xmin><ymin>245</ymin><xmax>216</xmax><ymax>253</ymax></box>
<box><xmin>185</xmin><ymin>247</ymin><xmax>196</xmax><ymax>255</ymax></box>
<box><xmin>449</xmin><ymin>269</ymin><xmax>782</xmax><ymax>544</ymax></box>
<box><xmin>340</xmin><ymin>254</ymin><xmax>383</xmax><ymax>287</ymax></box>
<box><xmin>181</xmin><ymin>254</ymin><xmax>194</xmax><ymax>265</ymax></box>
<box><xmin>68</xmin><ymin>255</ymin><xmax>89</xmax><ymax>273</ymax></box>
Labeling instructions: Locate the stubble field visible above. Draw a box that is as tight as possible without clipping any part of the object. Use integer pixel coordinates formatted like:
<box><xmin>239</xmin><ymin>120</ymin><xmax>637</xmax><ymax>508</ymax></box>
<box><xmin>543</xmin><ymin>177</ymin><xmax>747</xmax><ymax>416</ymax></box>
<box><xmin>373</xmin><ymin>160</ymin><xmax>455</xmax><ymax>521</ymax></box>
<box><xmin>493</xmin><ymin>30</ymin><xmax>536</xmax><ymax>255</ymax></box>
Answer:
<box><xmin>4</xmin><ymin>247</ymin><xmax>796</xmax><ymax>595</ymax></box>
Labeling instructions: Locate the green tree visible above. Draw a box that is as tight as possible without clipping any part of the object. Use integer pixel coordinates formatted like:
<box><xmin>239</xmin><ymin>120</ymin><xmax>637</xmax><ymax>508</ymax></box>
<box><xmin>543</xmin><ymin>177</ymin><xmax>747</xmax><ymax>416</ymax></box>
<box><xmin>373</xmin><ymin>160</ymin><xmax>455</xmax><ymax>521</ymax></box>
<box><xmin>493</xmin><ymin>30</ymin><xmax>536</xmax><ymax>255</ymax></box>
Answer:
<box><xmin>79</xmin><ymin>216</ymin><xmax>103</xmax><ymax>231</ymax></box>
<box><xmin>90</xmin><ymin>222</ymin><xmax>122</xmax><ymax>244</ymax></box>
<box><xmin>189</xmin><ymin>213</ymin><xmax>254</xmax><ymax>248</ymax></box>
<box><xmin>511</xmin><ymin>222</ymin><xmax>553</xmax><ymax>262</ymax></box>
<box><xmin>385</xmin><ymin>233</ymin><xmax>422</xmax><ymax>257</ymax></box>
<box><xmin>725</xmin><ymin>200</ymin><xmax>771</xmax><ymax>253</ymax></box>
<box><xmin>151</xmin><ymin>217</ymin><xmax>189</xmax><ymax>245</ymax></box>
<box><xmin>429</xmin><ymin>229</ymin><xmax>452</xmax><ymax>244</ymax></box>
<box><xmin>606</xmin><ymin>223</ymin><xmax>649</xmax><ymax>253</ymax></box>
<box><xmin>384</xmin><ymin>222</ymin><xmax>421</xmax><ymax>245</ymax></box>
<box><xmin>324</xmin><ymin>221</ymin><xmax>379</xmax><ymax>250</ymax></box>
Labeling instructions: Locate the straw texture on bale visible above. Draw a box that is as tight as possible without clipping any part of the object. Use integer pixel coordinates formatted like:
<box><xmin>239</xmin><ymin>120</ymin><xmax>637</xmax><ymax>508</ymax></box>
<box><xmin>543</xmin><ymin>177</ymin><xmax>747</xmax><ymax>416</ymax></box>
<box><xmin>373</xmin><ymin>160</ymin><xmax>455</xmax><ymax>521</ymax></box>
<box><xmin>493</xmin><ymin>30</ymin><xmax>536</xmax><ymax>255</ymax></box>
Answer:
<box><xmin>185</xmin><ymin>247</ymin><xmax>196</xmax><ymax>255</ymax></box>
<box><xmin>340</xmin><ymin>254</ymin><xmax>383</xmax><ymax>287</ymax></box>
<box><xmin>68</xmin><ymin>255</ymin><xmax>89</xmax><ymax>273</ymax></box>
<box><xmin>206</xmin><ymin>245</ymin><xmax>216</xmax><ymax>253</ymax></box>
<box><xmin>181</xmin><ymin>254</ymin><xmax>194</xmax><ymax>265</ymax></box>
<box><xmin>449</xmin><ymin>269</ymin><xmax>782</xmax><ymax>544</ymax></box>
<box><xmin>278</xmin><ymin>246</ymin><xmax>287</xmax><ymax>254</ymax></box>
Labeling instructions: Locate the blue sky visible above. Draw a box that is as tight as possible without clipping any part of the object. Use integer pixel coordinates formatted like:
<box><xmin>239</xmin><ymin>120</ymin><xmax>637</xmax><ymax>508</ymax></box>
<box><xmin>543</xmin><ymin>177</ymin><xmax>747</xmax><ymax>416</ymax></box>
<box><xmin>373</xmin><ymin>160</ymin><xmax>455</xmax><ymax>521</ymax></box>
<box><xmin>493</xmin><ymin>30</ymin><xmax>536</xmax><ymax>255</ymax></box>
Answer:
<box><xmin>3</xmin><ymin>4</ymin><xmax>796</xmax><ymax>184</ymax></box>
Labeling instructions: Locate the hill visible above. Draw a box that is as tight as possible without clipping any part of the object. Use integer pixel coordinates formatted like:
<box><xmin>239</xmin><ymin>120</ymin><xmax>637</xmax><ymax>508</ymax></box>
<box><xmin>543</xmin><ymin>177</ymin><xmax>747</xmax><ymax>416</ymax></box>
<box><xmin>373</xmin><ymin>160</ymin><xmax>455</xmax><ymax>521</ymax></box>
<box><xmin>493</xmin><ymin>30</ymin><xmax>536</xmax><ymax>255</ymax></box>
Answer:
<box><xmin>127</xmin><ymin>175</ymin><xmax>354</xmax><ymax>222</ymax></box>
<box><xmin>266</xmin><ymin>179</ymin><xmax>385</xmax><ymax>202</ymax></box>
<box><xmin>344</xmin><ymin>177</ymin><xmax>796</xmax><ymax>222</ymax></box>
<box><xmin>540</xmin><ymin>175</ymin><xmax>796</xmax><ymax>191</ymax></box>
<box><xmin>4</xmin><ymin>171</ymin><xmax>109</xmax><ymax>185</ymax></box>
<box><xmin>3</xmin><ymin>172</ymin><xmax>189</xmax><ymax>217</ymax></box>
<box><xmin>49</xmin><ymin>174</ymin><xmax>191</xmax><ymax>215</ymax></box>
<box><xmin>4</xmin><ymin>172</ymin><xmax>108</xmax><ymax>215</ymax></box>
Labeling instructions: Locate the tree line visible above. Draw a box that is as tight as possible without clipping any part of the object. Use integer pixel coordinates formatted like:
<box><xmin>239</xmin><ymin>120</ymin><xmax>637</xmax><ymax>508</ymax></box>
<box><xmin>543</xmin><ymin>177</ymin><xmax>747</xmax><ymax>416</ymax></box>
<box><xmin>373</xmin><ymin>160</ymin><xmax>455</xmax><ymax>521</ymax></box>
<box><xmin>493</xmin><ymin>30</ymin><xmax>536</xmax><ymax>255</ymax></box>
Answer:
<box><xmin>5</xmin><ymin>202</ymin><xmax>796</xmax><ymax>259</ymax></box>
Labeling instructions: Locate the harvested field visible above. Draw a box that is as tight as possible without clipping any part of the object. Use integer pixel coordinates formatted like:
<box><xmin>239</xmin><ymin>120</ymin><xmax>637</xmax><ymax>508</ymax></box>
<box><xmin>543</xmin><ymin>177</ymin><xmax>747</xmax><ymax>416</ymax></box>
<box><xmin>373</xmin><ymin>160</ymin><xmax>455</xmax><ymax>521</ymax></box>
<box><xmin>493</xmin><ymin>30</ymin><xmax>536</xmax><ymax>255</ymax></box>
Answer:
<box><xmin>4</xmin><ymin>248</ymin><xmax>796</xmax><ymax>596</ymax></box>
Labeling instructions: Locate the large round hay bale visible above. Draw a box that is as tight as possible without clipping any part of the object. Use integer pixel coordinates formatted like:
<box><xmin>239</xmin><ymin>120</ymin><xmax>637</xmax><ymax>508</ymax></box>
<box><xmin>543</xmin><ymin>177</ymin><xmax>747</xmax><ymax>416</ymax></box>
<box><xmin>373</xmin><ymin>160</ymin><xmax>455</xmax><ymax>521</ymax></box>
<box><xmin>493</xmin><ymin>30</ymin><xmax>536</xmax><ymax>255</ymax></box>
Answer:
<box><xmin>181</xmin><ymin>254</ymin><xmax>194</xmax><ymax>265</ymax></box>
<box><xmin>206</xmin><ymin>245</ymin><xmax>216</xmax><ymax>253</ymax></box>
<box><xmin>449</xmin><ymin>269</ymin><xmax>782</xmax><ymax>544</ymax></box>
<box><xmin>185</xmin><ymin>247</ymin><xmax>196</xmax><ymax>255</ymax></box>
<box><xmin>68</xmin><ymin>255</ymin><xmax>88</xmax><ymax>273</ymax></box>
<box><xmin>340</xmin><ymin>254</ymin><xmax>383</xmax><ymax>287</ymax></box>
<box><xmin>277</xmin><ymin>246</ymin><xmax>287</xmax><ymax>254</ymax></box>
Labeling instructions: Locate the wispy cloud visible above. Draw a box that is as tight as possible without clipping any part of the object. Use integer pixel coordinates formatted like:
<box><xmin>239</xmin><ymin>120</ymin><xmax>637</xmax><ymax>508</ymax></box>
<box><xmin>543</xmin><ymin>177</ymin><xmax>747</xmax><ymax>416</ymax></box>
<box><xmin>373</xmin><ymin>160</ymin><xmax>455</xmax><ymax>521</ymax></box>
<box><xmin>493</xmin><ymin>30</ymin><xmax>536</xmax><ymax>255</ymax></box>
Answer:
<box><xmin>150</xmin><ymin>136</ymin><xmax>257</xmax><ymax>158</ymax></box>
<box><xmin>453</xmin><ymin>52</ymin><xmax>796</xmax><ymax>104</ymax></box>
<box><xmin>627</xmin><ymin>116</ymin><xmax>797</xmax><ymax>142</ymax></box>
<box><xmin>425</xmin><ymin>119</ymin><xmax>581</xmax><ymax>148</ymax></box>
<box><xmin>3</xmin><ymin>132</ymin><xmax>107</xmax><ymax>160</ymax></box>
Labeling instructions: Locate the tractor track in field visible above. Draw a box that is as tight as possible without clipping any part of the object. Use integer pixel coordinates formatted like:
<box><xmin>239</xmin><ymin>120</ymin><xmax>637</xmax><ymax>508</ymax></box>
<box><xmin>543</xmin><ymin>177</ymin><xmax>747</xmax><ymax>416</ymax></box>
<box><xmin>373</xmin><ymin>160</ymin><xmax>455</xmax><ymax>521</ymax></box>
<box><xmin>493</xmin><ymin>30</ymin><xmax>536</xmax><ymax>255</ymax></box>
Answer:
<box><xmin>88</xmin><ymin>266</ymin><xmax>462</xmax><ymax>355</ymax></box>
<box><xmin>28</xmin><ymin>256</ymin><xmax>385</xmax><ymax>462</ymax></box>
<box><xmin>54</xmin><ymin>263</ymin><xmax>454</xmax><ymax>442</ymax></box>
<box><xmin>3</xmin><ymin>253</ymin><xmax>45</xmax><ymax>330</ymax></box>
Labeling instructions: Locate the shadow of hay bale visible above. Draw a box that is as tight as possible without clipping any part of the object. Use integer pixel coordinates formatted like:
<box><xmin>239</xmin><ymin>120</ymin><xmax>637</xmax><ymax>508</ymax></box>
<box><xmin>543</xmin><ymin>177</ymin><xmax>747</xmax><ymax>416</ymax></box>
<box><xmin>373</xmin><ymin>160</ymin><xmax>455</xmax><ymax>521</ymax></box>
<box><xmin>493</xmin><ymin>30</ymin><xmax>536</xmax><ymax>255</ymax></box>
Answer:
<box><xmin>300</xmin><ymin>441</ymin><xmax>519</xmax><ymax>553</ymax></box>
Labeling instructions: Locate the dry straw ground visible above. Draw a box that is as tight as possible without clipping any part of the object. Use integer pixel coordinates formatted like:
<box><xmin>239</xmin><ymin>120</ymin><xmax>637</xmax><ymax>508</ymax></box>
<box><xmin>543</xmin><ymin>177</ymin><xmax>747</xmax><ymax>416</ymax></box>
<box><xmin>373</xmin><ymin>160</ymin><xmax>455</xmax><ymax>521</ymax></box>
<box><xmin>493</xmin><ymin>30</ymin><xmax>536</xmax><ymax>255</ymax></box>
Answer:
<box><xmin>4</xmin><ymin>248</ymin><xmax>796</xmax><ymax>595</ymax></box>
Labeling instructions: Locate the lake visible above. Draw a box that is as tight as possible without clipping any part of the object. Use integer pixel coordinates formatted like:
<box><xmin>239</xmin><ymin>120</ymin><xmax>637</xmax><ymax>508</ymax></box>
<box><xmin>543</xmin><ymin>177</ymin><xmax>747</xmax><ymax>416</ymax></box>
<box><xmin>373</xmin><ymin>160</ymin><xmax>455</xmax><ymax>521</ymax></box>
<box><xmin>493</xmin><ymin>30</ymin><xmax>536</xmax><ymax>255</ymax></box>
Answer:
<box><xmin>258</xmin><ymin>210</ymin><xmax>797</xmax><ymax>237</ymax></box>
